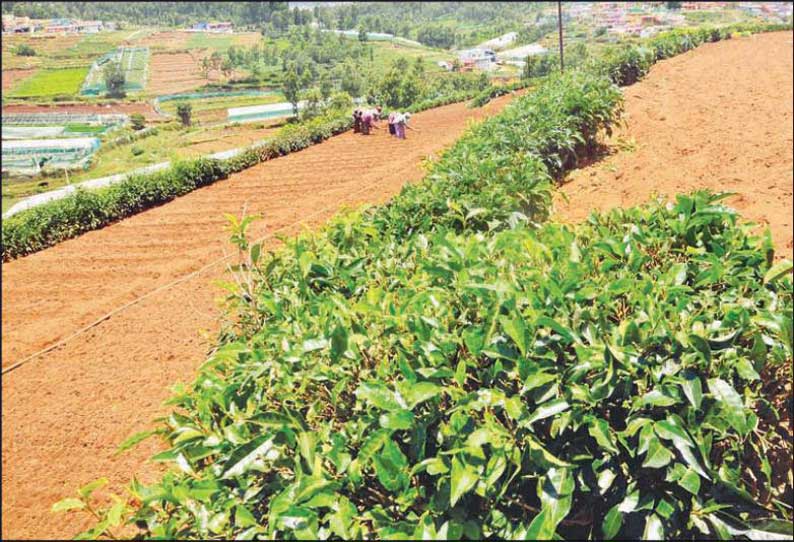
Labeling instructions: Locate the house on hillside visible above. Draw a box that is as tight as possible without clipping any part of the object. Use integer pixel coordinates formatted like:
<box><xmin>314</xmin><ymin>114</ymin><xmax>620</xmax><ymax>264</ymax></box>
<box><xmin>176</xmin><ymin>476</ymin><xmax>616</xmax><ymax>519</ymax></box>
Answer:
<box><xmin>191</xmin><ymin>21</ymin><xmax>233</xmax><ymax>33</ymax></box>
<box><xmin>76</xmin><ymin>20</ymin><xmax>103</xmax><ymax>33</ymax></box>
<box><xmin>208</xmin><ymin>22</ymin><xmax>233</xmax><ymax>32</ymax></box>
<box><xmin>45</xmin><ymin>18</ymin><xmax>78</xmax><ymax>33</ymax></box>
<box><xmin>457</xmin><ymin>48</ymin><xmax>497</xmax><ymax>72</ymax></box>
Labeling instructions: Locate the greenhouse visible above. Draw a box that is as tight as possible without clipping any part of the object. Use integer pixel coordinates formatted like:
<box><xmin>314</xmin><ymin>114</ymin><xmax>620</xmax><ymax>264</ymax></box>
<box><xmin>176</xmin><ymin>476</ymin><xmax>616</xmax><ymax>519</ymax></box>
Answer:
<box><xmin>227</xmin><ymin>101</ymin><xmax>305</xmax><ymax>123</ymax></box>
<box><xmin>2</xmin><ymin>113</ymin><xmax>128</xmax><ymax>126</ymax></box>
<box><xmin>2</xmin><ymin>137</ymin><xmax>101</xmax><ymax>174</ymax></box>
<box><xmin>2</xmin><ymin>126</ymin><xmax>66</xmax><ymax>139</ymax></box>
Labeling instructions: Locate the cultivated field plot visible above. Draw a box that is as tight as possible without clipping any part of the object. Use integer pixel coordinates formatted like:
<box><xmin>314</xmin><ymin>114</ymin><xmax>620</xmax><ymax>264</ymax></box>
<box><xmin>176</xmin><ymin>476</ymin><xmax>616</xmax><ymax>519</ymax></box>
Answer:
<box><xmin>556</xmin><ymin>31</ymin><xmax>794</xmax><ymax>260</ymax></box>
<box><xmin>136</xmin><ymin>30</ymin><xmax>192</xmax><ymax>51</ymax></box>
<box><xmin>3</xmin><ymin>32</ymin><xmax>794</xmax><ymax>540</ymax></box>
<box><xmin>6</xmin><ymin>67</ymin><xmax>89</xmax><ymax>98</ymax></box>
<box><xmin>1</xmin><ymin>69</ymin><xmax>37</xmax><ymax>91</ymax></box>
<box><xmin>184</xmin><ymin>30</ymin><xmax>261</xmax><ymax>52</ymax></box>
<box><xmin>147</xmin><ymin>51</ymin><xmax>245</xmax><ymax>95</ymax></box>
<box><xmin>0</xmin><ymin>34</ymin><xmax>83</xmax><ymax>70</ymax></box>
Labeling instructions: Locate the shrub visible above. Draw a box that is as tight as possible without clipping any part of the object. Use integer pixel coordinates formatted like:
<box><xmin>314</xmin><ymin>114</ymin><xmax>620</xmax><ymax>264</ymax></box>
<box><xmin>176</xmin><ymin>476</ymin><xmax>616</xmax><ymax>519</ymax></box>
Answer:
<box><xmin>15</xmin><ymin>44</ymin><xmax>36</xmax><ymax>56</ymax></box>
<box><xmin>176</xmin><ymin>103</ymin><xmax>192</xmax><ymax>127</ymax></box>
<box><xmin>103</xmin><ymin>63</ymin><xmax>126</xmax><ymax>99</ymax></box>
<box><xmin>130</xmin><ymin>113</ymin><xmax>146</xmax><ymax>131</ymax></box>
<box><xmin>130</xmin><ymin>146</ymin><xmax>144</xmax><ymax>156</ymax></box>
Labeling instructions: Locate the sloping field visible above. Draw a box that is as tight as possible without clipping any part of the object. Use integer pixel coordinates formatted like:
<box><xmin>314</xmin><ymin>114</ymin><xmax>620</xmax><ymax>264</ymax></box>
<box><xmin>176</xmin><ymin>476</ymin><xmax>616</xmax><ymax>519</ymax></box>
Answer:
<box><xmin>3</xmin><ymin>32</ymin><xmax>793</xmax><ymax>540</ymax></box>
<box><xmin>0</xmin><ymin>68</ymin><xmax>36</xmax><ymax>91</ymax></box>
<box><xmin>137</xmin><ymin>30</ymin><xmax>192</xmax><ymax>50</ymax></box>
<box><xmin>555</xmin><ymin>31</ymin><xmax>794</xmax><ymax>260</ymax></box>
<box><xmin>148</xmin><ymin>51</ymin><xmax>245</xmax><ymax>95</ymax></box>
<box><xmin>1</xmin><ymin>93</ymin><xmax>517</xmax><ymax>540</ymax></box>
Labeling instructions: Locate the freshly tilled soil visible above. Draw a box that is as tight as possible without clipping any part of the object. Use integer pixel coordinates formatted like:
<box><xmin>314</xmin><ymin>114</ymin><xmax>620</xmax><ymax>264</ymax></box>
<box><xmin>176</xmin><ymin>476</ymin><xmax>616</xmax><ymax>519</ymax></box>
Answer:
<box><xmin>555</xmin><ymin>32</ymin><xmax>794</xmax><ymax>260</ymax></box>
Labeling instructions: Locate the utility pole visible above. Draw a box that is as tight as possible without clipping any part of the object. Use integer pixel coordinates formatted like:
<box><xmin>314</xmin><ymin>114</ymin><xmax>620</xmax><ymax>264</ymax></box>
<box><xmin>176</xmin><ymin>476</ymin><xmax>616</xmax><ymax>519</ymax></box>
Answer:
<box><xmin>557</xmin><ymin>1</ymin><xmax>565</xmax><ymax>72</ymax></box>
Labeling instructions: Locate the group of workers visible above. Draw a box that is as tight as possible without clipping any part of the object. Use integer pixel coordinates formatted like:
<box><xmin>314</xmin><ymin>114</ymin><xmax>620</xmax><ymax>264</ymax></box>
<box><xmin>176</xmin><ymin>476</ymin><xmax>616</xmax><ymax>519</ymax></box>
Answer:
<box><xmin>353</xmin><ymin>106</ymin><xmax>413</xmax><ymax>139</ymax></box>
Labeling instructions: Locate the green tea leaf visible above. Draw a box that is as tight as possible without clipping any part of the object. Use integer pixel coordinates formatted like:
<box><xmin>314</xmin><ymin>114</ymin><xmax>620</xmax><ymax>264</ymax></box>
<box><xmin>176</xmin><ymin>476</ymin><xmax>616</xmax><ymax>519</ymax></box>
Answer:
<box><xmin>450</xmin><ymin>456</ymin><xmax>479</xmax><ymax>507</ymax></box>
<box><xmin>602</xmin><ymin>504</ymin><xmax>622</xmax><ymax>538</ymax></box>
<box><xmin>707</xmin><ymin>378</ymin><xmax>749</xmax><ymax>436</ymax></box>
<box><xmin>643</xmin><ymin>513</ymin><xmax>665</xmax><ymax>540</ymax></box>
<box><xmin>525</xmin><ymin>398</ymin><xmax>569</xmax><ymax>426</ymax></box>
<box><xmin>642</xmin><ymin>436</ymin><xmax>674</xmax><ymax>469</ymax></box>
<box><xmin>588</xmin><ymin>417</ymin><xmax>619</xmax><ymax>454</ymax></box>
<box><xmin>221</xmin><ymin>436</ymin><xmax>274</xmax><ymax>479</ymax></box>
<box><xmin>763</xmin><ymin>259</ymin><xmax>792</xmax><ymax>284</ymax></box>
<box><xmin>52</xmin><ymin>498</ymin><xmax>86</xmax><ymax>513</ymax></box>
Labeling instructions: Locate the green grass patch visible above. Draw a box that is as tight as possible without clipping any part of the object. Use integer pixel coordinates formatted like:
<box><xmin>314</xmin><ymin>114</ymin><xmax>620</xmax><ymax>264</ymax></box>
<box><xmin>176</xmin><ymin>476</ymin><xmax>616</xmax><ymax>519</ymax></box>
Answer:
<box><xmin>186</xmin><ymin>33</ymin><xmax>236</xmax><ymax>52</ymax></box>
<box><xmin>7</xmin><ymin>67</ymin><xmax>89</xmax><ymax>98</ymax></box>
<box><xmin>64</xmin><ymin>123</ymin><xmax>108</xmax><ymax>134</ymax></box>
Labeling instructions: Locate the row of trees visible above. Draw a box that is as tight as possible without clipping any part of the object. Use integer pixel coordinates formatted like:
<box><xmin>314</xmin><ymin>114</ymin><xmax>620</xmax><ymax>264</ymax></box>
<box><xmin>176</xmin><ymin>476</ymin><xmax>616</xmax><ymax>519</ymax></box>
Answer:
<box><xmin>2</xmin><ymin>1</ymin><xmax>290</xmax><ymax>27</ymax></box>
<box><xmin>282</xmin><ymin>54</ymin><xmax>491</xmax><ymax>117</ymax></box>
<box><xmin>3</xmin><ymin>1</ymin><xmax>552</xmax><ymax>50</ymax></box>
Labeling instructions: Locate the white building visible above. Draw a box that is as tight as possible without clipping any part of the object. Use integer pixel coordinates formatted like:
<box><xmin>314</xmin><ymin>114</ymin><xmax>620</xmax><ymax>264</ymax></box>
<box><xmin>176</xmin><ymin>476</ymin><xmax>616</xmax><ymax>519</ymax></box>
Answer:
<box><xmin>497</xmin><ymin>43</ymin><xmax>548</xmax><ymax>62</ymax></box>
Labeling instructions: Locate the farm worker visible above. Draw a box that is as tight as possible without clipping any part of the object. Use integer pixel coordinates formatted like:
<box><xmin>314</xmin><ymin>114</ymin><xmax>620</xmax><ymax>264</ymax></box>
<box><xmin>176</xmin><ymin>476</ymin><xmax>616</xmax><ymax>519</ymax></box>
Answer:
<box><xmin>361</xmin><ymin>109</ymin><xmax>374</xmax><ymax>135</ymax></box>
<box><xmin>394</xmin><ymin>112</ymin><xmax>413</xmax><ymax>139</ymax></box>
<box><xmin>387</xmin><ymin>111</ymin><xmax>397</xmax><ymax>136</ymax></box>
<box><xmin>373</xmin><ymin>106</ymin><xmax>383</xmax><ymax>122</ymax></box>
<box><xmin>352</xmin><ymin>109</ymin><xmax>362</xmax><ymax>133</ymax></box>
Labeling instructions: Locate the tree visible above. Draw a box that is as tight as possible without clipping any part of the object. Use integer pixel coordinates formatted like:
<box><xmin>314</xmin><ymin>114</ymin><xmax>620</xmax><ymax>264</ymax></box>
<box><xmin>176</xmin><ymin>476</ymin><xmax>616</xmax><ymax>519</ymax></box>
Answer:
<box><xmin>103</xmin><ymin>63</ymin><xmax>126</xmax><ymax>98</ymax></box>
<box><xmin>200</xmin><ymin>56</ymin><xmax>211</xmax><ymax>80</ymax></box>
<box><xmin>283</xmin><ymin>65</ymin><xmax>302</xmax><ymax>117</ymax></box>
<box><xmin>666</xmin><ymin>1</ymin><xmax>682</xmax><ymax>9</ymax></box>
<box><xmin>176</xmin><ymin>103</ymin><xmax>192</xmax><ymax>127</ymax></box>
<box><xmin>15</xmin><ymin>44</ymin><xmax>36</xmax><ymax>56</ymax></box>
<box><xmin>416</xmin><ymin>24</ymin><xmax>456</xmax><ymax>49</ymax></box>
<box><xmin>130</xmin><ymin>113</ymin><xmax>146</xmax><ymax>131</ymax></box>
<box><xmin>209</xmin><ymin>51</ymin><xmax>223</xmax><ymax>72</ymax></box>
<box><xmin>522</xmin><ymin>54</ymin><xmax>556</xmax><ymax>79</ymax></box>
<box><xmin>358</xmin><ymin>26</ymin><xmax>368</xmax><ymax>42</ymax></box>
<box><xmin>221</xmin><ymin>58</ymin><xmax>234</xmax><ymax>80</ymax></box>
<box><xmin>319</xmin><ymin>73</ymin><xmax>333</xmax><ymax>102</ymax></box>
<box><xmin>337</xmin><ymin>61</ymin><xmax>363</xmax><ymax>98</ymax></box>
<box><xmin>328</xmin><ymin>91</ymin><xmax>353</xmax><ymax>112</ymax></box>
<box><xmin>300</xmin><ymin>88</ymin><xmax>323</xmax><ymax>120</ymax></box>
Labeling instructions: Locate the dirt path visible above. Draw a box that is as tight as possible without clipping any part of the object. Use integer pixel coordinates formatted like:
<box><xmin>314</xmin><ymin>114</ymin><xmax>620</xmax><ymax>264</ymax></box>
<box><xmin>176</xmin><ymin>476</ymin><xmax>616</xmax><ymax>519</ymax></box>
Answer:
<box><xmin>554</xmin><ymin>32</ymin><xmax>794</xmax><ymax>260</ymax></box>
<box><xmin>1</xmin><ymin>94</ymin><xmax>517</xmax><ymax>539</ymax></box>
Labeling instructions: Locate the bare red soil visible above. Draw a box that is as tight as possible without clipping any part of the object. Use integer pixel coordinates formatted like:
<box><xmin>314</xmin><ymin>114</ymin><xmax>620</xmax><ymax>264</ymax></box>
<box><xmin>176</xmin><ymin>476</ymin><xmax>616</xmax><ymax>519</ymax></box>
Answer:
<box><xmin>555</xmin><ymin>32</ymin><xmax>794</xmax><ymax>260</ymax></box>
<box><xmin>148</xmin><ymin>51</ymin><xmax>246</xmax><ymax>95</ymax></box>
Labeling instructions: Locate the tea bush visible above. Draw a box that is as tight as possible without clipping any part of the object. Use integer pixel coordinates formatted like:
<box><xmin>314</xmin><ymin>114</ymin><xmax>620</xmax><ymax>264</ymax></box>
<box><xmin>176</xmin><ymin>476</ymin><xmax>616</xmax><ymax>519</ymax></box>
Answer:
<box><xmin>49</xmin><ymin>23</ymin><xmax>794</xmax><ymax>540</ymax></box>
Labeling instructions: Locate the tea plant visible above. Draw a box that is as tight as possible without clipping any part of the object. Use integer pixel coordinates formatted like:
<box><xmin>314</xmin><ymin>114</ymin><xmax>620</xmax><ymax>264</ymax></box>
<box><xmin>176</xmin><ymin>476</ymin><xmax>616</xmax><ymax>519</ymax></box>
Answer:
<box><xmin>51</xmin><ymin>22</ymin><xmax>793</xmax><ymax>540</ymax></box>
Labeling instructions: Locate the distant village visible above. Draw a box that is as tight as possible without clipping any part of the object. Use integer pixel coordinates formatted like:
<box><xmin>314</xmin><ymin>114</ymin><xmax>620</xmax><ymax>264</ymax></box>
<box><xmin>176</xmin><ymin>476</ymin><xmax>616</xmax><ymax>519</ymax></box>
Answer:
<box><xmin>2</xmin><ymin>15</ymin><xmax>116</xmax><ymax>34</ymax></box>
<box><xmin>1</xmin><ymin>15</ymin><xmax>236</xmax><ymax>36</ymax></box>
<box><xmin>445</xmin><ymin>1</ymin><xmax>793</xmax><ymax>72</ymax></box>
